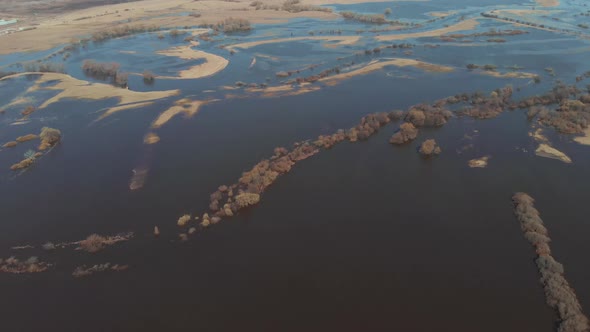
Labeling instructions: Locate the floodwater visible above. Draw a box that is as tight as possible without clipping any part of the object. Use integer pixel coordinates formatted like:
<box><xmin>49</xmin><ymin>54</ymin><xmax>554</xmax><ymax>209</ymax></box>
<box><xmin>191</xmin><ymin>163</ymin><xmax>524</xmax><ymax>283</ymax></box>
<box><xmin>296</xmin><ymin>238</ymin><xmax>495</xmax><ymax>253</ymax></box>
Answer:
<box><xmin>1</xmin><ymin>0</ymin><xmax>589</xmax><ymax>331</ymax></box>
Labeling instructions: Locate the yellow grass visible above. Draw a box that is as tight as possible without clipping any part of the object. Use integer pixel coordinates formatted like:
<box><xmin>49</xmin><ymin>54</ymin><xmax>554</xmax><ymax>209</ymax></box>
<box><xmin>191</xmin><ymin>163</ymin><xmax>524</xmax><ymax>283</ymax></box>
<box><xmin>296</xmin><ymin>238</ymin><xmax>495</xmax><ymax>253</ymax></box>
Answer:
<box><xmin>157</xmin><ymin>45</ymin><xmax>229</xmax><ymax>79</ymax></box>
<box><xmin>536</xmin><ymin>0</ymin><xmax>559</xmax><ymax>7</ymax></box>
<box><xmin>375</xmin><ymin>18</ymin><xmax>479</xmax><ymax>41</ymax></box>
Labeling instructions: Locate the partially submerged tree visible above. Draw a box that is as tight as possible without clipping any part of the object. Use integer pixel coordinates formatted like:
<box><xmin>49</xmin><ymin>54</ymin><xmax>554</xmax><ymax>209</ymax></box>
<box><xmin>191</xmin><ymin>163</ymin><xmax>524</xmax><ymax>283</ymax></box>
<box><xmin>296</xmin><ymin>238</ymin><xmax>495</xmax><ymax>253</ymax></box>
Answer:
<box><xmin>418</xmin><ymin>139</ymin><xmax>441</xmax><ymax>156</ymax></box>
<box><xmin>39</xmin><ymin>127</ymin><xmax>61</xmax><ymax>150</ymax></box>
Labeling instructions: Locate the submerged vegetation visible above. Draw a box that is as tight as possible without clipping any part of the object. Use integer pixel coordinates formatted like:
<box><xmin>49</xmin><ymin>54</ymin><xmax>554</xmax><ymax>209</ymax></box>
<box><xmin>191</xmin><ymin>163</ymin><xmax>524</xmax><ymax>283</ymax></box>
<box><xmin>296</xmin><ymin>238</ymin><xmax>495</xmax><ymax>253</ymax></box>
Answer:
<box><xmin>418</xmin><ymin>139</ymin><xmax>441</xmax><ymax>156</ymax></box>
<box><xmin>512</xmin><ymin>193</ymin><xmax>589</xmax><ymax>332</ymax></box>
<box><xmin>72</xmin><ymin>263</ymin><xmax>128</xmax><ymax>278</ymax></box>
<box><xmin>77</xmin><ymin>233</ymin><xmax>134</xmax><ymax>253</ymax></box>
<box><xmin>0</xmin><ymin>256</ymin><xmax>51</xmax><ymax>274</ymax></box>
<box><xmin>39</xmin><ymin>127</ymin><xmax>62</xmax><ymax>151</ymax></box>
<box><xmin>7</xmin><ymin>127</ymin><xmax>61</xmax><ymax>171</ymax></box>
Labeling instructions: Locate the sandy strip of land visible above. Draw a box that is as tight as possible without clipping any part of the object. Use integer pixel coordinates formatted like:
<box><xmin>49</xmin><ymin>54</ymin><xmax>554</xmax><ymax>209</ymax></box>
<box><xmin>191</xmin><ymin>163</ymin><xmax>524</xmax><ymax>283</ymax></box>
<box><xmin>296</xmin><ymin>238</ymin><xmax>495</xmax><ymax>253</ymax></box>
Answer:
<box><xmin>495</xmin><ymin>9</ymin><xmax>554</xmax><ymax>17</ymax></box>
<box><xmin>375</xmin><ymin>18</ymin><xmax>479</xmax><ymax>42</ymax></box>
<box><xmin>535</xmin><ymin>144</ymin><xmax>571</xmax><ymax>163</ymax></box>
<box><xmin>246</xmin><ymin>84</ymin><xmax>322</xmax><ymax>98</ymax></box>
<box><xmin>529</xmin><ymin>128</ymin><xmax>548</xmax><ymax>143</ymax></box>
<box><xmin>428</xmin><ymin>11</ymin><xmax>455</xmax><ymax>18</ymax></box>
<box><xmin>574</xmin><ymin>128</ymin><xmax>590</xmax><ymax>145</ymax></box>
<box><xmin>1</xmin><ymin>72</ymin><xmax>179</xmax><ymax>115</ymax></box>
<box><xmin>477</xmin><ymin>71</ymin><xmax>538</xmax><ymax>79</ymax></box>
<box><xmin>322</xmin><ymin>58</ymin><xmax>453</xmax><ymax>84</ymax></box>
<box><xmin>227</xmin><ymin>35</ymin><xmax>361</xmax><ymax>52</ymax></box>
<box><xmin>144</xmin><ymin>132</ymin><xmax>161</xmax><ymax>144</ymax></box>
<box><xmin>100</xmin><ymin>101</ymin><xmax>156</xmax><ymax>119</ymax></box>
<box><xmin>468</xmin><ymin>156</ymin><xmax>490</xmax><ymax>168</ymax></box>
<box><xmin>157</xmin><ymin>45</ymin><xmax>229</xmax><ymax>79</ymax></box>
<box><xmin>248</xmin><ymin>58</ymin><xmax>453</xmax><ymax>97</ymax></box>
<box><xmin>152</xmin><ymin>98</ymin><xmax>208</xmax><ymax>128</ymax></box>
<box><xmin>3</xmin><ymin>96</ymin><xmax>34</xmax><ymax>109</ymax></box>
<box><xmin>536</xmin><ymin>0</ymin><xmax>559</xmax><ymax>7</ymax></box>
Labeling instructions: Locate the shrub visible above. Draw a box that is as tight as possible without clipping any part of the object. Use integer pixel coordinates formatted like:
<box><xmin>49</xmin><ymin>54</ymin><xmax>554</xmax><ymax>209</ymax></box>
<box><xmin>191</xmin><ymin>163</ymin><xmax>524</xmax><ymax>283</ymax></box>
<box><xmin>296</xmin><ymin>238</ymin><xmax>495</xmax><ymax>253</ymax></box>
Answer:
<box><xmin>216</xmin><ymin>17</ymin><xmax>252</xmax><ymax>33</ymax></box>
<box><xmin>16</xmin><ymin>134</ymin><xmax>38</xmax><ymax>143</ymax></box>
<box><xmin>3</xmin><ymin>141</ymin><xmax>17</xmax><ymax>148</ymax></box>
<box><xmin>234</xmin><ymin>193</ymin><xmax>261</xmax><ymax>208</ymax></box>
<box><xmin>114</xmin><ymin>72</ymin><xmax>129</xmax><ymax>88</ymax></box>
<box><xmin>82</xmin><ymin>60</ymin><xmax>120</xmax><ymax>80</ymax></box>
<box><xmin>143</xmin><ymin>70</ymin><xmax>155</xmax><ymax>84</ymax></box>
<box><xmin>390</xmin><ymin>122</ymin><xmax>418</xmax><ymax>144</ymax></box>
<box><xmin>177</xmin><ymin>214</ymin><xmax>191</xmax><ymax>227</ymax></box>
<box><xmin>39</xmin><ymin>127</ymin><xmax>61</xmax><ymax>150</ymax></box>
<box><xmin>79</xmin><ymin>234</ymin><xmax>106</xmax><ymax>253</ymax></box>
<box><xmin>419</xmin><ymin>139</ymin><xmax>441</xmax><ymax>156</ymax></box>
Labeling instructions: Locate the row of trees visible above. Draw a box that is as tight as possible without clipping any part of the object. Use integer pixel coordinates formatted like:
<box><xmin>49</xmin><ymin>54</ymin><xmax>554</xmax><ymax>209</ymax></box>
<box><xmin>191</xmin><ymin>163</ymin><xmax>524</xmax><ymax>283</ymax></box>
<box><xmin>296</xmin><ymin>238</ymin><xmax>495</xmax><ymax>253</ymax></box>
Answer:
<box><xmin>81</xmin><ymin>60</ymin><xmax>128</xmax><ymax>87</ymax></box>
<box><xmin>512</xmin><ymin>193</ymin><xmax>589</xmax><ymax>332</ymax></box>
<box><xmin>250</xmin><ymin>0</ymin><xmax>332</xmax><ymax>13</ymax></box>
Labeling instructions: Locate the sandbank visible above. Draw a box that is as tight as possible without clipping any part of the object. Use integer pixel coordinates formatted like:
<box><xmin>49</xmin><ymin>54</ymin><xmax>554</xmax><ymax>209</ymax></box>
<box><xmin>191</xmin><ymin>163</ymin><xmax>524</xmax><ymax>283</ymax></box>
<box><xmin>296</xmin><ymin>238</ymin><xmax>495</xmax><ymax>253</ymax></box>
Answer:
<box><xmin>144</xmin><ymin>132</ymin><xmax>161</xmax><ymax>144</ymax></box>
<box><xmin>151</xmin><ymin>99</ymin><xmax>207</xmax><ymax>128</ymax></box>
<box><xmin>227</xmin><ymin>35</ymin><xmax>361</xmax><ymax>52</ymax></box>
<box><xmin>535</xmin><ymin>144</ymin><xmax>571</xmax><ymax>163</ymax></box>
<box><xmin>322</xmin><ymin>58</ymin><xmax>453</xmax><ymax>84</ymax></box>
<box><xmin>477</xmin><ymin>71</ymin><xmax>538</xmax><ymax>79</ymax></box>
<box><xmin>157</xmin><ymin>45</ymin><xmax>229</xmax><ymax>79</ymax></box>
<box><xmin>536</xmin><ymin>0</ymin><xmax>559</xmax><ymax>7</ymax></box>
<box><xmin>468</xmin><ymin>156</ymin><xmax>489</xmax><ymax>168</ymax></box>
<box><xmin>375</xmin><ymin>18</ymin><xmax>479</xmax><ymax>42</ymax></box>
<box><xmin>0</xmin><ymin>72</ymin><xmax>179</xmax><ymax>116</ymax></box>
<box><xmin>574</xmin><ymin>128</ymin><xmax>590</xmax><ymax>145</ymax></box>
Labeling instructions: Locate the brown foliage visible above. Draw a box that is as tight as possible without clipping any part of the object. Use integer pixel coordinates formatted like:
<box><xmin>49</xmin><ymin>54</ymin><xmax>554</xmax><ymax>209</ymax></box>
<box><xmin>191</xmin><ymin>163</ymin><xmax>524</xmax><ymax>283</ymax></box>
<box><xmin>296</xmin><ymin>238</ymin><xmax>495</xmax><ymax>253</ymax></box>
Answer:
<box><xmin>21</xmin><ymin>106</ymin><xmax>36</xmax><ymax>117</ymax></box>
<box><xmin>143</xmin><ymin>70</ymin><xmax>155</xmax><ymax>84</ymax></box>
<box><xmin>390</xmin><ymin>122</ymin><xmax>418</xmax><ymax>144</ymax></box>
<box><xmin>216</xmin><ymin>18</ymin><xmax>252</xmax><ymax>33</ymax></box>
<box><xmin>39</xmin><ymin>127</ymin><xmax>61</xmax><ymax>150</ymax></box>
<box><xmin>512</xmin><ymin>193</ymin><xmax>590</xmax><ymax>332</ymax></box>
<box><xmin>78</xmin><ymin>234</ymin><xmax>107</xmax><ymax>253</ymax></box>
<box><xmin>10</xmin><ymin>158</ymin><xmax>34</xmax><ymax>171</ymax></box>
<box><xmin>15</xmin><ymin>134</ymin><xmax>38</xmax><ymax>143</ymax></box>
<box><xmin>234</xmin><ymin>193</ymin><xmax>261</xmax><ymax>208</ymax></box>
<box><xmin>419</xmin><ymin>139</ymin><xmax>441</xmax><ymax>156</ymax></box>
<box><xmin>3</xmin><ymin>141</ymin><xmax>17</xmax><ymax>148</ymax></box>
<box><xmin>0</xmin><ymin>256</ymin><xmax>50</xmax><ymax>274</ymax></box>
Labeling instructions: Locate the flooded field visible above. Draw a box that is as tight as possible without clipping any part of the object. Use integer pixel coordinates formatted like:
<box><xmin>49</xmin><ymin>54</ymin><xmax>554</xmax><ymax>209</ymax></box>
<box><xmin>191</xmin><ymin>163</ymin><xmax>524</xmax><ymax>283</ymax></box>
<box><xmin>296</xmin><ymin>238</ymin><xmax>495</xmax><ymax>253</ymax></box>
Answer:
<box><xmin>1</xmin><ymin>0</ymin><xmax>589</xmax><ymax>330</ymax></box>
